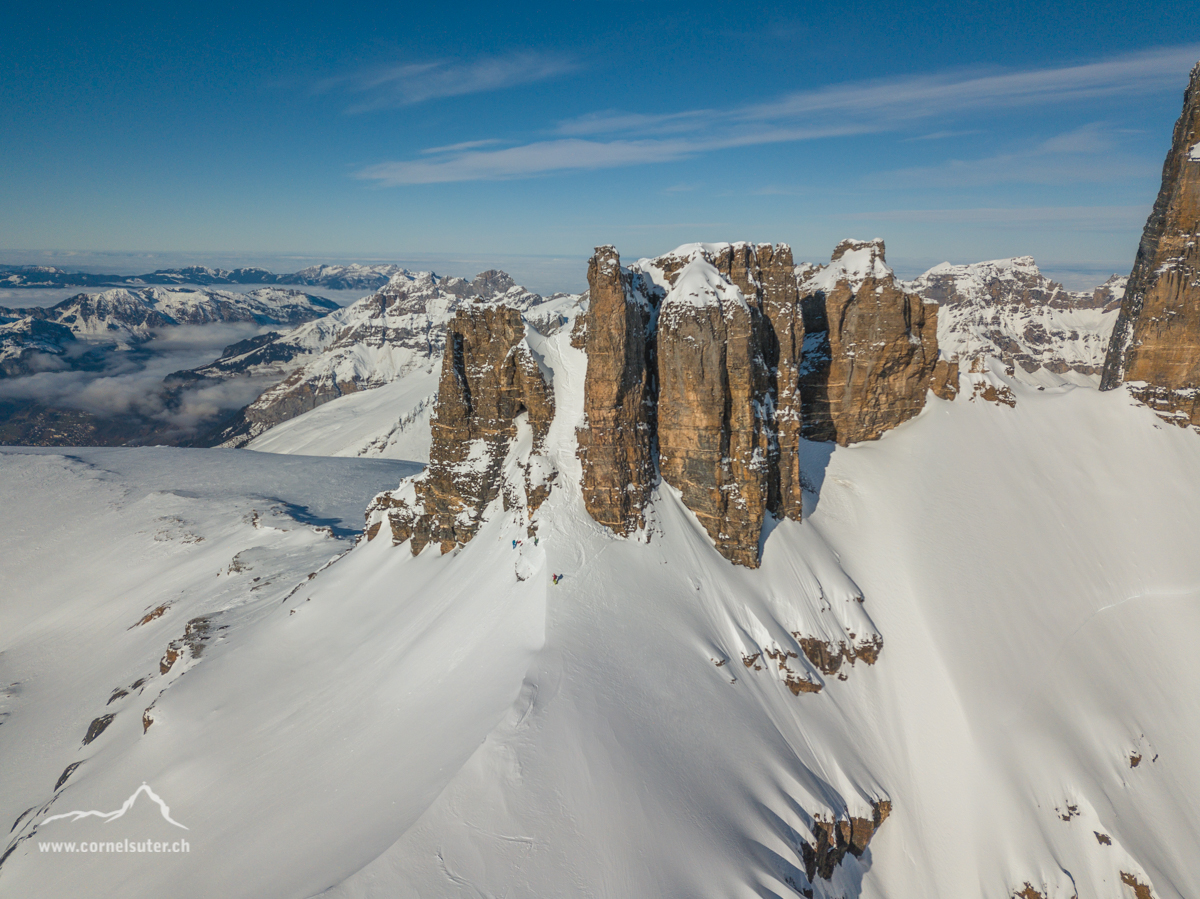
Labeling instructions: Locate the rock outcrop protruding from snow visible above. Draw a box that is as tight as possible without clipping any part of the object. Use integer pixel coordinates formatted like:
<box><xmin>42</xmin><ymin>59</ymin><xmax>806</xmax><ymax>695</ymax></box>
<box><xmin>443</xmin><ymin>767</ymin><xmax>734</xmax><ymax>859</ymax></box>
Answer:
<box><xmin>657</xmin><ymin>258</ymin><xmax>772</xmax><ymax>567</ymax></box>
<box><xmin>908</xmin><ymin>256</ymin><xmax>1124</xmax><ymax>378</ymax></box>
<box><xmin>214</xmin><ymin>270</ymin><xmax>543</xmax><ymax>448</ymax></box>
<box><xmin>709</xmin><ymin>243</ymin><xmax>807</xmax><ymax>520</ymax></box>
<box><xmin>366</xmin><ymin>303</ymin><xmax>553</xmax><ymax>554</ymax></box>
<box><xmin>576</xmin><ymin>242</ymin><xmax>810</xmax><ymax>566</ymax></box>
<box><xmin>797</xmin><ymin>239</ymin><xmax>948</xmax><ymax>445</ymax></box>
<box><xmin>803</xmin><ymin>799</ymin><xmax>892</xmax><ymax>884</ymax></box>
<box><xmin>1101</xmin><ymin>61</ymin><xmax>1200</xmax><ymax>428</ymax></box>
<box><xmin>576</xmin><ymin>247</ymin><xmax>658</xmax><ymax>536</ymax></box>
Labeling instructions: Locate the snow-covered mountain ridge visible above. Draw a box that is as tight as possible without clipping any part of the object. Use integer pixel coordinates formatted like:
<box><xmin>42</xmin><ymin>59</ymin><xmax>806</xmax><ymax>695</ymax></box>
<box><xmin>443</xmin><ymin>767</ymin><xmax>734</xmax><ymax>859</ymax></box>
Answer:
<box><xmin>4</xmin><ymin>306</ymin><xmax>1197</xmax><ymax>897</ymax></box>
<box><xmin>0</xmin><ymin>262</ymin><xmax>406</xmax><ymax>291</ymax></box>
<box><xmin>207</xmin><ymin>268</ymin><xmax>548</xmax><ymax>457</ymax></box>
<box><xmin>906</xmin><ymin>256</ymin><xmax>1125</xmax><ymax>381</ymax></box>
<box><xmin>6</xmin><ymin>59</ymin><xmax>1200</xmax><ymax>899</ymax></box>
<box><xmin>231</xmin><ymin>241</ymin><xmax>1124</xmax><ymax>465</ymax></box>
<box><xmin>0</xmin><ymin>286</ymin><xmax>337</xmax><ymax>349</ymax></box>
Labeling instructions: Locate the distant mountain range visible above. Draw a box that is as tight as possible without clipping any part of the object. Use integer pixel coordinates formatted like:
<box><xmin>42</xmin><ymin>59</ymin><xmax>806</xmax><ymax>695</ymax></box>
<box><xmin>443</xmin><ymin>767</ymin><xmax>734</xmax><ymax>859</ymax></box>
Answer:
<box><xmin>0</xmin><ymin>286</ymin><xmax>338</xmax><ymax>374</ymax></box>
<box><xmin>0</xmin><ymin>286</ymin><xmax>341</xmax><ymax>447</ymax></box>
<box><xmin>0</xmin><ymin>262</ymin><xmax>407</xmax><ymax>291</ymax></box>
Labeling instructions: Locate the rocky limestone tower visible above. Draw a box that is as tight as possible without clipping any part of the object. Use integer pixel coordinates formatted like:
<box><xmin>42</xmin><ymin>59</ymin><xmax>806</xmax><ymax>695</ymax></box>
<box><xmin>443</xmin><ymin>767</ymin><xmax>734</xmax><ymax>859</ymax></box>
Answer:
<box><xmin>799</xmin><ymin>239</ymin><xmax>950</xmax><ymax>445</ymax></box>
<box><xmin>576</xmin><ymin>242</ymin><xmax>805</xmax><ymax>566</ymax></box>
<box><xmin>574</xmin><ymin>239</ymin><xmax>946</xmax><ymax>564</ymax></box>
<box><xmin>366</xmin><ymin>302</ymin><xmax>553</xmax><ymax>554</ymax></box>
<box><xmin>576</xmin><ymin>246</ymin><xmax>658</xmax><ymax>535</ymax></box>
<box><xmin>656</xmin><ymin>257</ymin><xmax>771</xmax><ymax>568</ymax></box>
<box><xmin>709</xmin><ymin>243</ymin><xmax>807</xmax><ymax>521</ymax></box>
<box><xmin>1101</xmin><ymin>62</ymin><xmax>1200</xmax><ymax>427</ymax></box>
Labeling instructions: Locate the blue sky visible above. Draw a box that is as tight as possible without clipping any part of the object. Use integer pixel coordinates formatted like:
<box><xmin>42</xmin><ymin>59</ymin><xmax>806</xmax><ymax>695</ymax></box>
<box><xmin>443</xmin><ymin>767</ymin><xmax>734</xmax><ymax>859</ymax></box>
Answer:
<box><xmin>2</xmin><ymin>0</ymin><xmax>1198</xmax><ymax>291</ymax></box>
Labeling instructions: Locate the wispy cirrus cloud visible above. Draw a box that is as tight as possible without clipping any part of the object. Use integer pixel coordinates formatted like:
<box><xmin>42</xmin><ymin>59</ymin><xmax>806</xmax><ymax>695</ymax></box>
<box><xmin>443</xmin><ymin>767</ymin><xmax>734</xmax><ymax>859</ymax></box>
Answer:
<box><xmin>356</xmin><ymin>123</ymin><xmax>877</xmax><ymax>186</ymax></box>
<box><xmin>730</xmin><ymin>45</ymin><xmax>1200</xmax><ymax>125</ymax></box>
<box><xmin>316</xmin><ymin>52</ymin><xmax>578</xmax><ymax>112</ymax></box>
<box><xmin>354</xmin><ymin>44</ymin><xmax>1200</xmax><ymax>185</ymax></box>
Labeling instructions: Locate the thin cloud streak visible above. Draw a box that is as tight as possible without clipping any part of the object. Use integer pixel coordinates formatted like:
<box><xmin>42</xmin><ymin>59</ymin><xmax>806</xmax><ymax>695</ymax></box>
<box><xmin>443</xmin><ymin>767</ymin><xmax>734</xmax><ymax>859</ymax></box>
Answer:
<box><xmin>903</xmin><ymin>130</ymin><xmax>984</xmax><ymax>141</ymax></box>
<box><xmin>357</xmin><ymin>124</ymin><xmax>877</xmax><ymax>185</ymax></box>
<box><xmin>317</xmin><ymin>52</ymin><xmax>578</xmax><ymax>112</ymax></box>
<box><xmin>736</xmin><ymin>44</ymin><xmax>1200</xmax><ymax>124</ymax></box>
<box><xmin>421</xmin><ymin>139</ymin><xmax>504</xmax><ymax>155</ymax></box>
<box><xmin>355</xmin><ymin>44</ymin><xmax>1200</xmax><ymax>184</ymax></box>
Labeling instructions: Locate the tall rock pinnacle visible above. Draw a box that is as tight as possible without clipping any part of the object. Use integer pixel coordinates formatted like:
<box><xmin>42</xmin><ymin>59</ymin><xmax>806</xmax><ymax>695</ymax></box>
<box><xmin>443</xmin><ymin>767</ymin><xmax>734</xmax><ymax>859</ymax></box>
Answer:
<box><xmin>709</xmin><ymin>243</ymin><xmax>807</xmax><ymax>522</ymax></box>
<box><xmin>656</xmin><ymin>257</ymin><xmax>772</xmax><ymax>567</ymax></box>
<box><xmin>1101</xmin><ymin>61</ymin><xmax>1200</xmax><ymax>427</ymax></box>
<box><xmin>364</xmin><ymin>303</ymin><xmax>554</xmax><ymax>554</ymax></box>
<box><xmin>576</xmin><ymin>247</ymin><xmax>658</xmax><ymax>536</ymax></box>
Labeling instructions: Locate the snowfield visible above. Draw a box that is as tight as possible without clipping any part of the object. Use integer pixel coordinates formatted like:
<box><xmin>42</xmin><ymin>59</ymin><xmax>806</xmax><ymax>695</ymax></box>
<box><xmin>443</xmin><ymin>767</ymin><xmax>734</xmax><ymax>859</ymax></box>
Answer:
<box><xmin>246</xmin><ymin>373</ymin><xmax>438</xmax><ymax>460</ymax></box>
<box><xmin>2</xmin><ymin>309</ymin><xmax>1199</xmax><ymax>898</ymax></box>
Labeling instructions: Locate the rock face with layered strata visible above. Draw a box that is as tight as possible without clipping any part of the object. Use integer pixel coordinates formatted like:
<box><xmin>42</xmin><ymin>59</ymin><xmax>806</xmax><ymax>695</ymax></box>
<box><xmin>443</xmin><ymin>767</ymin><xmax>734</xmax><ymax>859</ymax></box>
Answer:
<box><xmin>1101</xmin><ymin>62</ymin><xmax>1200</xmax><ymax>428</ymax></box>
<box><xmin>656</xmin><ymin>258</ymin><xmax>771</xmax><ymax>567</ymax></box>
<box><xmin>365</xmin><ymin>303</ymin><xmax>553</xmax><ymax>554</ymax></box>
<box><xmin>709</xmin><ymin>243</ymin><xmax>807</xmax><ymax>520</ymax></box>
<box><xmin>798</xmin><ymin>239</ymin><xmax>947</xmax><ymax>445</ymax></box>
<box><xmin>578</xmin><ymin>242</ymin><xmax>809</xmax><ymax>566</ymax></box>
<box><xmin>375</xmin><ymin>239</ymin><xmax>944</xmax><ymax>571</ymax></box>
<box><xmin>576</xmin><ymin>246</ymin><xmax>658</xmax><ymax>535</ymax></box>
<box><xmin>575</xmin><ymin>240</ymin><xmax>948</xmax><ymax>565</ymax></box>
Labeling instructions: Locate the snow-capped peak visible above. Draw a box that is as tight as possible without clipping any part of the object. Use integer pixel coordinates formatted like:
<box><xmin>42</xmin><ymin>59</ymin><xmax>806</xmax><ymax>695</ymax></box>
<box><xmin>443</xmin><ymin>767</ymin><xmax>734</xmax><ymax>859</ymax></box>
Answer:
<box><xmin>798</xmin><ymin>238</ymin><xmax>895</xmax><ymax>294</ymax></box>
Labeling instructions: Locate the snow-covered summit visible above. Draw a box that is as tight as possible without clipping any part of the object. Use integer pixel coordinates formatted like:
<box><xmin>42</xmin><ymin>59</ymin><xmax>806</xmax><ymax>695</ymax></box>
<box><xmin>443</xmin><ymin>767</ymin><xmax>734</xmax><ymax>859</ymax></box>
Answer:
<box><xmin>906</xmin><ymin>257</ymin><xmax>1125</xmax><ymax>380</ymax></box>
<box><xmin>287</xmin><ymin>263</ymin><xmax>407</xmax><ymax>290</ymax></box>
<box><xmin>0</xmin><ymin>318</ymin><xmax>80</xmax><ymax>378</ymax></box>
<box><xmin>797</xmin><ymin>238</ymin><xmax>896</xmax><ymax>294</ymax></box>
<box><xmin>908</xmin><ymin>256</ymin><xmax>1123</xmax><ymax>311</ymax></box>
<box><xmin>632</xmin><ymin>241</ymin><xmax>779</xmax><ymax>294</ymax></box>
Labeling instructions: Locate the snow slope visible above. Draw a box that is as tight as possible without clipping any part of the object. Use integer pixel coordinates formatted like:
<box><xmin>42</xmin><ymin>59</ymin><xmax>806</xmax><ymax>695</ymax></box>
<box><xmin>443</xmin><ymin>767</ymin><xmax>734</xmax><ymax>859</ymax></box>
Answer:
<box><xmin>246</xmin><ymin>374</ymin><xmax>437</xmax><ymax>461</ymax></box>
<box><xmin>2</xmin><ymin>312</ymin><xmax>1199</xmax><ymax>898</ymax></box>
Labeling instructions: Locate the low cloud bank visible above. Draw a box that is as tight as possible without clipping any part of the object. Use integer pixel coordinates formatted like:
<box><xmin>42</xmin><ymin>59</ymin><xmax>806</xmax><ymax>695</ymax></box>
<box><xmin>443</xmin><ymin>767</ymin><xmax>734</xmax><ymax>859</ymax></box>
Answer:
<box><xmin>0</xmin><ymin>323</ymin><xmax>275</xmax><ymax>442</ymax></box>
